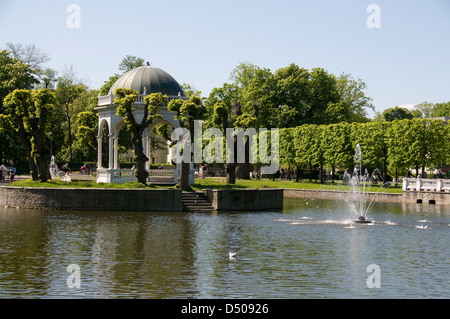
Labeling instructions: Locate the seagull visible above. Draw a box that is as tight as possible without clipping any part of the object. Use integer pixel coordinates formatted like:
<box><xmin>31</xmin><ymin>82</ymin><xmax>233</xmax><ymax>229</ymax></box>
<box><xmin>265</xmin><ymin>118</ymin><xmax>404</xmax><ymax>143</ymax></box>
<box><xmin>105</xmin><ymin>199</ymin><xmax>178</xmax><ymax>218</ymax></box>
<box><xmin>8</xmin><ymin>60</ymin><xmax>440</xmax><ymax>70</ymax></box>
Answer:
<box><xmin>229</xmin><ymin>252</ymin><xmax>238</xmax><ymax>259</ymax></box>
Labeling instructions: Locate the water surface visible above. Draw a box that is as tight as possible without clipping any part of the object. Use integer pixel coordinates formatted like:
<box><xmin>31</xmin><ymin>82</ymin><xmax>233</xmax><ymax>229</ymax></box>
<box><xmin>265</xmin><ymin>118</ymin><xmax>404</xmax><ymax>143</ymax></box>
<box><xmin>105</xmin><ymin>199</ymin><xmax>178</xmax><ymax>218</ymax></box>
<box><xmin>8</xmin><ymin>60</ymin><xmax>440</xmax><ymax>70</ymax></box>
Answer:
<box><xmin>0</xmin><ymin>198</ymin><xmax>449</xmax><ymax>298</ymax></box>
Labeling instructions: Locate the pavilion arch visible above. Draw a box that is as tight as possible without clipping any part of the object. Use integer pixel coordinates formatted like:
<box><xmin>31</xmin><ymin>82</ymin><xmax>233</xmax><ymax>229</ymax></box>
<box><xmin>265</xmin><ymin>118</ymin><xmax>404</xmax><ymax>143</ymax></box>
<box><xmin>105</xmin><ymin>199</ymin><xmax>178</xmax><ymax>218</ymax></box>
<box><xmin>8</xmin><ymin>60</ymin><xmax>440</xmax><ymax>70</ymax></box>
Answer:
<box><xmin>97</xmin><ymin>118</ymin><xmax>110</xmax><ymax>169</ymax></box>
<box><xmin>146</xmin><ymin>118</ymin><xmax>177</xmax><ymax>167</ymax></box>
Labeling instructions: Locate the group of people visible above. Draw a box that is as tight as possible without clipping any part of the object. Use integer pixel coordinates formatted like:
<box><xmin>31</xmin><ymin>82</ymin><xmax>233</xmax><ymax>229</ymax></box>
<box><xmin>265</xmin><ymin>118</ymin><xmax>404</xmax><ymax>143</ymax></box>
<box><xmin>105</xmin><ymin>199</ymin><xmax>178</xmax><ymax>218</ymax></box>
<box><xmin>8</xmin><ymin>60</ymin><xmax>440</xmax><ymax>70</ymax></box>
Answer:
<box><xmin>60</xmin><ymin>163</ymin><xmax>90</xmax><ymax>175</ymax></box>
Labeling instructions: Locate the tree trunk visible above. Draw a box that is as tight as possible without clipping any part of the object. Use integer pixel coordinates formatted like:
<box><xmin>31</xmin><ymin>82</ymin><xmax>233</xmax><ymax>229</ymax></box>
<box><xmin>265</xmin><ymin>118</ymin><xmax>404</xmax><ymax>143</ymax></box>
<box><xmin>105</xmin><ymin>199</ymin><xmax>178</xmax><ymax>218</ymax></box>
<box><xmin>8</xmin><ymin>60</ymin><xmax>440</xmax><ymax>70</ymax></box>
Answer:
<box><xmin>179</xmin><ymin>161</ymin><xmax>191</xmax><ymax>190</ymax></box>
<box><xmin>66</xmin><ymin>104</ymin><xmax>73</xmax><ymax>161</ymax></box>
<box><xmin>226</xmin><ymin>163</ymin><xmax>236</xmax><ymax>184</ymax></box>
<box><xmin>17</xmin><ymin>131</ymin><xmax>39</xmax><ymax>180</ymax></box>
<box><xmin>34</xmin><ymin>134</ymin><xmax>52</xmax><ymax>182</ymax></box>
<box><xmin>235</xmin><ymin>137</ymin><xmax>250</xmax><ymax>179</ymax></box>
<box><xmin>320</xmin><ymin>163</ymin><xmax>324</xmax><ymax>184</ymax></box>
<box><xmin>383</xmin><ymin>158</ymin><xmax>388</xmax><ymax>182</ymax></box>
<box><xmin>132</xmin><ymin>134</ymin><xmax>149</xmax><ymax>184</ymax></box>
<box><xmin>226</xmin><ymin>136</ymin><xmax>238</xmax><ymax>184</ymax></box>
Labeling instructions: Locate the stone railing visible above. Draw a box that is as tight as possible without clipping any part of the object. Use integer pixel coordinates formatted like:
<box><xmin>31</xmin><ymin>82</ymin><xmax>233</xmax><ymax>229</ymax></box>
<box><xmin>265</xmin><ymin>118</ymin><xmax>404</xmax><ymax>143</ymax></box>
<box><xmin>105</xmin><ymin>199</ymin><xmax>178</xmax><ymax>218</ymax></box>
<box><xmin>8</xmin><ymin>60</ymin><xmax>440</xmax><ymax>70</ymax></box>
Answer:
<box><xmin>97</xmin><ymin>168</ymin><xmax>137</xmax><ymax>184</ymax></box>
<box><xmin>148</xmin><ymin>169</ymin><xmax>176</xmax><ymax>184</ymax></box>
<box><xmin>97</xmin><ymin>93</ymin><xmax>187</xmax><ymax>107</ymax></box>
<box><xmin>97</xmin><ymin>168</ymin><xmax>178</xmax><ymax>184</ymax></box>
<box><xmin>403</xmin><ymin>178</ymin><xmax>450</xmax><ymax>192</ymax></box>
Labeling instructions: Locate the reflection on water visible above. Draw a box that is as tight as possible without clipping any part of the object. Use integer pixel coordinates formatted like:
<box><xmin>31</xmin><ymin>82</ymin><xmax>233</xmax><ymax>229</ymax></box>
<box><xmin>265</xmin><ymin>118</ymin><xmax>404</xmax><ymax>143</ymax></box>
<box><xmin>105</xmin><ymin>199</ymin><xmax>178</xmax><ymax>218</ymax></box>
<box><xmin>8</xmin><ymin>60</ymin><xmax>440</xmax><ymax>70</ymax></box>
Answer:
<box><xmin>0</xmin><ymin>198</ymin><xmax>449</xmax><ymax>298</ymax></box>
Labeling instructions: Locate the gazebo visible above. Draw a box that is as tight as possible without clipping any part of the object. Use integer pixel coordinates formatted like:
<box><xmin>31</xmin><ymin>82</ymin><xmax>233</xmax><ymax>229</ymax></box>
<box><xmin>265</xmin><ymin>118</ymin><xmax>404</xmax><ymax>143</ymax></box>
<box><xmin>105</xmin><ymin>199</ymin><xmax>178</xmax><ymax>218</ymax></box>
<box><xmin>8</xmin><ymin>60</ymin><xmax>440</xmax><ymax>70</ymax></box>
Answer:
<box><xmin>94</xmin><ymin>64</ymin><xmax>194</xmax><ymax>184</ymax></box>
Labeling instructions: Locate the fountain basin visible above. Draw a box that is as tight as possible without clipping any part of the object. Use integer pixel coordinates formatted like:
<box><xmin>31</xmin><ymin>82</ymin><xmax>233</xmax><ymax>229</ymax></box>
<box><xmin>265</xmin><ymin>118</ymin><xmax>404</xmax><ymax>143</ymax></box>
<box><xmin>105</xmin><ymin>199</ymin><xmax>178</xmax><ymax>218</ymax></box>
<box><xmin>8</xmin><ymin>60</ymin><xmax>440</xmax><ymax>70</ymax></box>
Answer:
<box><xmin>353</xmin><ymin>216</ymin><xmax>372</xmax><ymax>224</ymax></box>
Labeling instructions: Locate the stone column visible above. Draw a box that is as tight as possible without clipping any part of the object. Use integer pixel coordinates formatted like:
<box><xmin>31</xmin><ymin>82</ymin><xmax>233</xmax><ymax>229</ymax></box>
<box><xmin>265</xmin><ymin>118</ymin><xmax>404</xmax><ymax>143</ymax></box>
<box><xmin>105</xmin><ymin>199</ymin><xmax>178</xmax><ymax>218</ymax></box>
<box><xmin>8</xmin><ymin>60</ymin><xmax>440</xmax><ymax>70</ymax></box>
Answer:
<box><xmin>143</xmin><ymin>130</ymin><xmax>149</xmax><ymax>171</ymax></box>
<box><xmin>416</xmin><ymin>178</ymin><xmax>422</xmax><ymax>192</ymax></box>
<box><xmin>109</xmin><ymin>134</ymin><xmax>114</xmax><ymax>169</ymax></box>
<box><xmin>114</xmin><ymin>135</ymin><xmax>119</xmax><ymax>169</ymax></box>
<box><xmin>97</xmin><ymin>134</ymin><xmax>103</xmax><ymax>168</ymax></box>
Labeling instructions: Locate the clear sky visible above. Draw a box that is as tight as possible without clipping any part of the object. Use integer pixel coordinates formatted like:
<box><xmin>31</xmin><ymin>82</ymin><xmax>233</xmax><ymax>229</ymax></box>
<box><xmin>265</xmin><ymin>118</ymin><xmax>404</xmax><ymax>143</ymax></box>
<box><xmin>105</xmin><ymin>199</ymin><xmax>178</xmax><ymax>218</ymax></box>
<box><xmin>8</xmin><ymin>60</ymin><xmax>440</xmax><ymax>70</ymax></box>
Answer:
<box><xmin>1</xmin><ymin>0</ymin><xmax>449</xmax><ymax>117</ymax></box>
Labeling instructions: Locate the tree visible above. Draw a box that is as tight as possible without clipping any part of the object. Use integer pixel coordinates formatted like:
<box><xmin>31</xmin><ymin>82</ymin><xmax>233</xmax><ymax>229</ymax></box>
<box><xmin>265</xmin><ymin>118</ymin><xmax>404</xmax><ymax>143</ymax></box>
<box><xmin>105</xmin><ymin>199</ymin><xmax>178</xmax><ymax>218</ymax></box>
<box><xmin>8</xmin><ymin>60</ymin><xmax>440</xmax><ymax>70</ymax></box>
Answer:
<box><xmin>181</xmin><ymin>83</ymin><xmax>202</xmax><ymax>98</ymax></box>
<box><xmin>414</xmin><ymin>101</ymin><xmax>434</xmax><ymax>118</ymax></box>
<box><xmin>55</xmin><ymin>65</ymin><xmax>88</xmax><ymax>161</ymax></box>
<box><xmin>2</xmin><ymin>89</ymin><xmax>55</xmax><ymax>182</ymax></box>
<box><xmin>279</xmin><ymin>127</ymin><xmax>296</xmax><ymax>173</ymax></box>
<box><xmin>0</xmin><ymin>50</ymin><xmax>39</xmax><ymax>166</ymax></box>
<box><xmin>307</xmin><ymin>68</ymin><xmax>340</xmax><ymax>125</ymax></box>
<box><xmin>322</xmin><ymin>122</ymin><xmax>352</xmax><ymax>180</ymax></box>
<box><xmin>118</xmin><ymin>55</ymin><xmax>145</xmax><ymax>73</ymax></box>
<box><xmin>381</xmin><ymin>106</ymin><xmax>415</xmax><ymax>122</ymax></box>
<box><xmin>386</xmin><ymin>118</ymin><xmax>446</xmax><ymax>177</ymax></box>
<box><xmin>114</xmin><ymin>88</ymin><xmax>164</xmax><ymax>184</ymax></box>
<box><xmin>5</xmin><ymin>42</ymin><xmax>50</xmax><ymax>71</ymax></box>
<box><xmin>327</xmin><ymin>73</ymin><xmax>374</xmax><ymax>123</ymax></box>
<box><xmin>350</xmin><ymin>121</ymin><xmax>390</xmax><ymax>181</ymax></box>
<box><xmin>431</xmin><ymin>102</ymin><xmax>450</xmax><ymax>117</ymax></box>
<box><xmin>40</xmin><ymin>68</ymin><xmax>58</xmax><ymax>89</ymax></box>
<box><xmin>168</xmin><ymin>96</ymin><xmax>207</xmax><ymax>190</ymax></box>
<box><xmin>272</xmin><ymin>64</ymin><xmax>310</xmax><ymax>128</ymax></box>
<box><xmin>74</xmin><ymin>110</ymin><xmax>98</xmax><ymax>161</ymax></box>
<box><xmin>293</xmin><ymin>125</ymin><xmax>319</xmax><ymax>181</ymax></box>
<box><xmin>211</xmin><ymin>102</ymin><xmax>236</xmax><ymax>184</ymax></box>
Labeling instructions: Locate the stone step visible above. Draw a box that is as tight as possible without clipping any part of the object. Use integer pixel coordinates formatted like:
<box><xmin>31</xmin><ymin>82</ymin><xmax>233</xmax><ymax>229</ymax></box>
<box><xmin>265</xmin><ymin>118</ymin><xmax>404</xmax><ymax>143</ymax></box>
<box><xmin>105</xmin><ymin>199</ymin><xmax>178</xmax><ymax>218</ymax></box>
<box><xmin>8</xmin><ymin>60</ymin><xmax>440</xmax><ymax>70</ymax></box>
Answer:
<box><xmin>182</xmin><ymin>192</ymin><xmax>214</xmax><ymax>211</ymax></box>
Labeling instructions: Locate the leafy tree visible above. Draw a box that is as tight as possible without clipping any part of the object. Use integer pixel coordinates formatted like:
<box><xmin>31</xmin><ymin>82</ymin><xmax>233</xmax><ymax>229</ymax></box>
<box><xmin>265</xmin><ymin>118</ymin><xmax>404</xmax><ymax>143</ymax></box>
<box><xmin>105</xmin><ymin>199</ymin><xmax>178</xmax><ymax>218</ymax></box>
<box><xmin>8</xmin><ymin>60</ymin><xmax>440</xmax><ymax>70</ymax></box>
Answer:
<box><xmin>54</xmin><ymin>65</ymin><xmax>88</xmax><ymax>161</ymax></box>
<box><xmin>211</xmin><ymin>102</ymin><xmax>236</xmax><ymax>184</ymax></box>
<box><xmin>381</xmin><ymin>106</ymin><xmax>415</xmax><ymax>122</ymax></box>
<box><xmin>272</xmin><ymin>64</ymin><xmax>310</xmax><ymax>127</ymax></box>
<box><xmin>322</xmin><ymin>122</ymin><xmax>352</xmax><ymax>180</ymax></box>
<box><xmin>114</xmin><ymin>88</ymin><xmax>164</xmax><ymax>184</ymax></box>
<box><xmin>414</xmin><ymin>101</ymin><xmax>434</xmax><ymax>118</ymax></box>
<box><xmin>74</xmin><ymin>110</ymin><xmax>98</xmax><ymax>161</ymax></box>
<box><xmin>293</xmin><ymin>125</ymin><xmax>319</xmax><ymax>181</ymax></box>
<box><xmin>118</xmin><ymin>55</ymin><xmax>145</xmax><ymax>73</ymax></box>
<box><xmin>431</xmin><ymin>102</ymin><xmax>450</xmax><ymax>117</ymax></box>
<box><xmin>0</xmin><ymin>50</ymin><xmax>39</xmax><ymax>166</ymax></box>
<box><xmin>100</xmin><ymin>74</ymin><xmax>120</xmax><ymax>95</ymax></box>
<box><xmin>307</xmin><ymin>68</ymin><xmax>340</xmax><ymax>125</ymax></box>
<box><xmin>2</xmin><ymin>89</ymin><xmax>55</xmax><ymax>181</ymax></box>
<box><xmin>168</xmin><ymin>96</ymin><xmax>207</xmax><ymax>190</ymax></box>
<box><xmin>386</xmin><ymin>119</ymin><xmax>446</xmax><ymax>177</ymax></box>
<box><xmin>40</xmin><ymin>68</ymin><xmax>58</xmax><ymax>89</ymax></box>
<box><xmin>279</xmin><ymin>127</ymin><xmax>296</xmax><ymax>171</ymax></box>
<box><xmin>327</xmin><ymin>73</ymin><xmax>374</xmax><ymax>123</ymax></box>
<box><xmin>181</xmin><ymin>83</ymin><xmax>202</xmax><ymax>98</ymax></box>
<box><xmin>350</xmin><ymin>121</ymin><xmax>390</xmax><ymax>181</ymax></box>
<box><xmin>229</xmin><ymin>62</ymin><xmax>275</xmax><ymax>128</ymax></box>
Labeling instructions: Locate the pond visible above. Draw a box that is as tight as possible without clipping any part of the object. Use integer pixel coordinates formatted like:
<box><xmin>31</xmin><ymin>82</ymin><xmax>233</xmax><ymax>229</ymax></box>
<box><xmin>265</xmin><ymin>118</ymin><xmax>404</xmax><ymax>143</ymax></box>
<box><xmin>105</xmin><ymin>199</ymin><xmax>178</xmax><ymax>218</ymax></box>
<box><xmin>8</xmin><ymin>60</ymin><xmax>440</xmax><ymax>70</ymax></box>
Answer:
<box><xmin>0</xmin><ymin>197</ymin><xmax>449</xmax><ymax>298</ymax></box>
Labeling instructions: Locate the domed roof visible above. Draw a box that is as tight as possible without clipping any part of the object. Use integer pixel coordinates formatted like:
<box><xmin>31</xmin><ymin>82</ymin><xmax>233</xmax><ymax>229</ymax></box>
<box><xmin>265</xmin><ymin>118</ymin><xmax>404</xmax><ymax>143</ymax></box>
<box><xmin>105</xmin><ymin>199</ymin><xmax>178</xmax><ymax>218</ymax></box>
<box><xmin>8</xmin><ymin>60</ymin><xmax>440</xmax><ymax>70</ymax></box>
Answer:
<box><xmin>109</xmin><ymin>65</ymin><xmax>185</xmax><ymax>97</ymax></box>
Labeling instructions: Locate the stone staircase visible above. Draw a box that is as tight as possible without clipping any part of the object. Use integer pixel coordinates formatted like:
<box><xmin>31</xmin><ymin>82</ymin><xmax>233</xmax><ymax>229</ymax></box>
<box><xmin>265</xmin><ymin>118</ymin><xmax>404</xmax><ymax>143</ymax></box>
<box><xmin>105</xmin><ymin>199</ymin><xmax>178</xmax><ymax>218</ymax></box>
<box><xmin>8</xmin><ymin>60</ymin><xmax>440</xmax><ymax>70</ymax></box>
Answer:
<box><xmin>182</xmin><ymin>192</ymin><xmax>214</xmax><ymax>212</ymax></box>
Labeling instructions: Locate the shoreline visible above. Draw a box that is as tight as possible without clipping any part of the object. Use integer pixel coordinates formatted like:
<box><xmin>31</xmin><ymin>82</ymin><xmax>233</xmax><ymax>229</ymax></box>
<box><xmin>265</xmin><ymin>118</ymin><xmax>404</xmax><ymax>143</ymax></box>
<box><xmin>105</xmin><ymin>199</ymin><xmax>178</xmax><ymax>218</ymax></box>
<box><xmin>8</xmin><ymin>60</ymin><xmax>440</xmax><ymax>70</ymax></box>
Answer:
<box><xmin>1</xmin><ymin>185</ymin><xmax>448</xmax><ymax>211</ymax></box>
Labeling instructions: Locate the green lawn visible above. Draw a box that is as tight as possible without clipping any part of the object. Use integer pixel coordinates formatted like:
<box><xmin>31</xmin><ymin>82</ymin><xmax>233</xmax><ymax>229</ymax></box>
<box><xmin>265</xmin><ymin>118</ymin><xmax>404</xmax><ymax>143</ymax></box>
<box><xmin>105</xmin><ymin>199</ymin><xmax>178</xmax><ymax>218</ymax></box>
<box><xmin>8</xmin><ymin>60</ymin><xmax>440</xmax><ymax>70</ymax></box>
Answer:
<box><xmin>9</xmin><ymin>177</ymin><xmax>403</xmax><ymax>193</ymax></box>
<box><xmin>9</xmin><ymin>179</ymin><xmax>165</xmax><ymax>189</ymax></box>
<box><xmin>191</xmin><ymin>177</ymin><xmax>403</xmax><ymax>193</ymax></box>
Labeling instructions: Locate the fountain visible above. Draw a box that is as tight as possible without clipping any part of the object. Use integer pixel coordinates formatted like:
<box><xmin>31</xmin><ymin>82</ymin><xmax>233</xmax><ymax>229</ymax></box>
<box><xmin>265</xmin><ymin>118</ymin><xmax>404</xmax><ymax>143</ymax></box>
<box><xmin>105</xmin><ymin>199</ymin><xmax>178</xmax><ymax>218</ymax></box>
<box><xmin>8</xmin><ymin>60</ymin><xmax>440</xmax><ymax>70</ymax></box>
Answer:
<box><xmin>345</xmin><ymin>144</ymin><xmax>386</xmax><ymax>224</ymax></box>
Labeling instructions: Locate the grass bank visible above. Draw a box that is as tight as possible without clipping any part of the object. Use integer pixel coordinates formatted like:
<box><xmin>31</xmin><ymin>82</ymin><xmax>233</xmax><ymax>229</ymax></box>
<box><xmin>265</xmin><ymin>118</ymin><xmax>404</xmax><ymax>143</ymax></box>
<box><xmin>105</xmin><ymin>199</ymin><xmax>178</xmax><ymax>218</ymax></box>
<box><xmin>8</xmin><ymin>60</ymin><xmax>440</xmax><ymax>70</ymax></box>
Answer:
<box><xmin>9</xmin><ymin>179</ymin><xmax>164</xmax><ymax>189</ymax></box>
<box><xmin>8</xmin><ymin>177</ymin><xmax>403</xmax><ymax>193</ymax></box>
<box><xmin>191</xmin><ymin>178</ymin><xmax>403</xmax><ymax>193</ymax></box>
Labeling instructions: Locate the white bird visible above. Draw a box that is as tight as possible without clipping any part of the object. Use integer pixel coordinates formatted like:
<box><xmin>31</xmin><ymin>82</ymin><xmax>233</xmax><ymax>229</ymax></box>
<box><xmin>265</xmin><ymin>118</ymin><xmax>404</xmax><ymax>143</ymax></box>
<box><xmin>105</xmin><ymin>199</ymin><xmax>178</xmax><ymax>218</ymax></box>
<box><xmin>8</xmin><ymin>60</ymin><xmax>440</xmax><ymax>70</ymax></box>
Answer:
<box><xmin>229</xmin><ymin>252</ymin><xmax>238</xmax><ymax>259</ymax></box>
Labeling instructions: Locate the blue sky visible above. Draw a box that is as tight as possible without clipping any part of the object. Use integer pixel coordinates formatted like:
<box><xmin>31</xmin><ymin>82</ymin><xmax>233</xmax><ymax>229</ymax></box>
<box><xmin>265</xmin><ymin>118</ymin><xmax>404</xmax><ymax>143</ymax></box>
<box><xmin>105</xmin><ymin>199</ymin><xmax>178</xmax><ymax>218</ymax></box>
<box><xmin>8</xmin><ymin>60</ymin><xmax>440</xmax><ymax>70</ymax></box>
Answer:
<box><xmin>1</xmin><ymin>0</ymin><xmax>449</xmax><ymax>117</ymax></box>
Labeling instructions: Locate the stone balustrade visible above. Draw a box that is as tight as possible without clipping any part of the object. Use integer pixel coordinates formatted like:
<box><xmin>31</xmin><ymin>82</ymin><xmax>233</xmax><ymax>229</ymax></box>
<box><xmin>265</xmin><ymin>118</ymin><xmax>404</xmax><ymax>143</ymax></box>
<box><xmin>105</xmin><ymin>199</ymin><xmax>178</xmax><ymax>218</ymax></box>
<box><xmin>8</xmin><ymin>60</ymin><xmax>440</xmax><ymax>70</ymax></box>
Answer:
<box><xmin>403</xmin><ymin>178</ymin><xmax>450</xmax><ymax>192</ymax></box>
